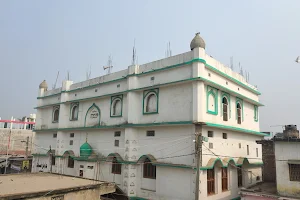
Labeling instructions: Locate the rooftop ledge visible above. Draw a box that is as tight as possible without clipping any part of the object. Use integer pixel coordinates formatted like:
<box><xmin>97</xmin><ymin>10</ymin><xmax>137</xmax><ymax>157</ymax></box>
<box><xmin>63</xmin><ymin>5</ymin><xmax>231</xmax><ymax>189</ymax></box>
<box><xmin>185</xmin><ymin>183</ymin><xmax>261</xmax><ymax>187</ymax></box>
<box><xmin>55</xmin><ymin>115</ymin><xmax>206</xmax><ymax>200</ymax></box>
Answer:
<box><xmin>38</xmin><ymin>57</ymin><xmax>260</xmax><ymax>99</ymax></box>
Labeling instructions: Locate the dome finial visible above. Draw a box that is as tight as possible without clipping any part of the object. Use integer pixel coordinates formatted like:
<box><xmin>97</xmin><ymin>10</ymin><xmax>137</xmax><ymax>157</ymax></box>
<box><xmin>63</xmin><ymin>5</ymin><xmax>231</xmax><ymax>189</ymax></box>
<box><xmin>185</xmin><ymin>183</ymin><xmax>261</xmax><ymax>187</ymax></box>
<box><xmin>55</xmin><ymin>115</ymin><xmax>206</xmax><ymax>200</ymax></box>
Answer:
<box><xmin>190</xmin><ymin>32</ymin><xmax>206</xmax><ymax>50</ymax></box>
<box><xmin>39</xmin><ymin>80</ymin><xmax>48</xmax><ymax>90</ymax></box>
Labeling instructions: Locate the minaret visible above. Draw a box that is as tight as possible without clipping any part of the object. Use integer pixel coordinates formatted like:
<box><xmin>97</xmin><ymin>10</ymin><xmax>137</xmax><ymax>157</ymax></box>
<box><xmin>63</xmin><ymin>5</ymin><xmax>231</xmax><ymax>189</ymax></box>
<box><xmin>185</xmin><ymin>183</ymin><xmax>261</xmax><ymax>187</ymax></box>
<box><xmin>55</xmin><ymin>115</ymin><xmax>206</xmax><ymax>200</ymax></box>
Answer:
<box><xmin>38</xmin><ymin>80</ymin><xmax>48</xmax><ymax>97</ymax></box>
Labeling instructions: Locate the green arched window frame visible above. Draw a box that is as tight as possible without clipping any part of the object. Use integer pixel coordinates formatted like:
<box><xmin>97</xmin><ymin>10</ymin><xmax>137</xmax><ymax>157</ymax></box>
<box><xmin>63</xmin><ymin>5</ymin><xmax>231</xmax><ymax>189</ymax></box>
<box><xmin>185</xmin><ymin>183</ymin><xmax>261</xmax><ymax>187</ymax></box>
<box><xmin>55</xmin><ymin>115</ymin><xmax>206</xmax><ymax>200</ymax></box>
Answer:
<box><xmin>254</xmin><ymin>105</ymin><xmax>258</xmax><ymax>122</ymax></box>
<box><xmin>69</xmin><ymin>102</ymin><xmax>79</xmax><ymax>121</ymax></box>
<box><xmin>110</xmin><ymin>95</ymin><xmax>123</xmax><ymax>117</ymax></box>
<box><xmin>236</xmin><ymin>98</ymin><xmax>244</xmax><ymax>121</ymax></box>
<box><xmin>221</xmin><ymin>92</ymin><xmax>231</xmax><ymax>119</ymax></box>
<box><xmin>143</xmin><ymin>88</ymin><xmax>159</xmax><ymax>115</ymax></box>
<box><xmin>206</xmin><ymin>86</ymin><xmax>218</xmax><ymax>115</ymax></box>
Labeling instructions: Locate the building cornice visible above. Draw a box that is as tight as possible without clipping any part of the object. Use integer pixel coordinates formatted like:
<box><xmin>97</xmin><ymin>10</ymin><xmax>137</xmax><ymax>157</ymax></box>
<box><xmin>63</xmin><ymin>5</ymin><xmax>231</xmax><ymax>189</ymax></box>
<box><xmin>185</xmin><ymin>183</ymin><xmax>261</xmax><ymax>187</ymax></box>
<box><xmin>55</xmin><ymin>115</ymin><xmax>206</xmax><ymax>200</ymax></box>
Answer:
<box><xmin>35</xmin><ymin>75</ymin><xmax>263</xmax><ymax>109</ymax></box>
<box><xmin>37</xmin><ymin>58</ymin><xmax>260</xmax><ymax>100</ymax></box>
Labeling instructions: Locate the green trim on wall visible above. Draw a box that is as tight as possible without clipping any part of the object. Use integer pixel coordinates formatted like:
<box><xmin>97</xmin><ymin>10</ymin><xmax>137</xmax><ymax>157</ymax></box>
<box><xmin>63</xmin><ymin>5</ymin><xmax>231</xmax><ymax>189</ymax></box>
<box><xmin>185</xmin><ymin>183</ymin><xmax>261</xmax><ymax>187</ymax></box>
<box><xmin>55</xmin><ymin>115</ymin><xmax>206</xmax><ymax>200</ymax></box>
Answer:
<box><xmin>154</xmin><ymin>163</ymin><xmax>194</xmax><ymax>169</ymax></box>
<box><xmin>32</xmin><ymin>153</ymin><xmax>48</xmax><ymax>157</ymax></box>
<box><xmin>200</xmin><ymin>77</ymin><xmax>263</xmax><ymax>106</ymax></box>
<box><xmin>64</xmin><ymin>77</ymin><xmax>127</xmax><ymax>93</ymax></box>
<box><xmin>69</xmin><ymin>102</ymin><xmax>79</xmax><ymax>121</ymax></box>
<box><xmin>130</xmin><ymin>197</ymin><xmax>148</xmax><ymax>200</ymax></box>
<box><xmin>35</xmin><ymin>75</ymin><xmax>263</xmax><ymax>109</ymax></box>
<box><xmin>110</xmin><ymin>95</ymin><xmax>123</xmax><ymax>117</ymax></box>
<box><xmin>254</xmin><ymin>105</ymin><xmax>258</xmax><ymax>122</ymax></box>
<box><xmin>34</xmin><ymin>121</ymin><xmax>194</xmax><ymax>132</ymax></box>
<box><xmin>200</xmin><ymin>157</ymin><xmax>263</xmax><ymax>170</ymax></box>
<box><xmin>205</xmin><ymin>122</ymin><xmax>269</xmax><ymax>136</ymax></box>
<box><xmin>34</xmin><ymin>102</ymin><xmax>63</xmax><ymax>109</ymax></box>
<box><xmin>36</xmin><ymin>57</ymin><xmax>260</xmax><ymax>100</ymax></box>
<box><xmin>204</xmin><ymin>63</ymin><xmax>261</xmax><ymax>95</ymax></box>
<box><xmin>37</xmin><ymin>92</ymin><xmax>61</xmax><ymax>99</ymax></box>
<box><xmin>221</xmin><ymin>92</ymin><xmax>231</xmax><ymax>118</ymax></box>
<box><xmin>231</xmin><ymin>196</ymin><xmax>241</xmax><ymax>200</ymax></box>
<box><xmin>236</xmin><ymin>97</ymin><xmax>244</xmax><ymax>121</ymax></box>
<box><xmin>143</xmin><ymin>88</ymin><xmax>159</xmax><ymax>115</ymax></box>
<box><xmin>206</xmin><ymin>86</ymin><xmax>218</xmax><ymax>115</ymax></box>
<box><xmin>84</xmin><ymin>103</ymin><xmax>101</xmax><ymax>127</ymax></box>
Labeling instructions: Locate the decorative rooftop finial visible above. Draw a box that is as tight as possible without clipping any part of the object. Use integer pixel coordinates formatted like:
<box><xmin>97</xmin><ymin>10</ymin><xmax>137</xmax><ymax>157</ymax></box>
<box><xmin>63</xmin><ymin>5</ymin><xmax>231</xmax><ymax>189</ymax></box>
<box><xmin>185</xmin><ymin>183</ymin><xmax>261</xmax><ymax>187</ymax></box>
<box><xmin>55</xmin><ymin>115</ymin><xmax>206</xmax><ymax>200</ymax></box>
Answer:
<box><xmin>190</xmin><ymin>32</ymin><xmax>206</xmax><ymax>50</ymax></box>
<box><xmin>39</xmin><ymin>80</ymin><xmax>48</xmax><ymax>90</ymax></box>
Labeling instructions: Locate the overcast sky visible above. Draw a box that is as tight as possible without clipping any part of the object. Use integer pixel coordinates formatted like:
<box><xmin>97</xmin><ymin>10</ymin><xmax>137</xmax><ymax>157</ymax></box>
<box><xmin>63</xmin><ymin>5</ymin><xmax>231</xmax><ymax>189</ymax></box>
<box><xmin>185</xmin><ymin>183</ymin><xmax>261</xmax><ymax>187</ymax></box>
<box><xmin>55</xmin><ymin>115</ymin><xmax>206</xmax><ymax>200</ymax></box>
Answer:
<box><xmin>0</xmin><ymin>0</ymin><xmax>299</xmax><ymax>133</ymax></box>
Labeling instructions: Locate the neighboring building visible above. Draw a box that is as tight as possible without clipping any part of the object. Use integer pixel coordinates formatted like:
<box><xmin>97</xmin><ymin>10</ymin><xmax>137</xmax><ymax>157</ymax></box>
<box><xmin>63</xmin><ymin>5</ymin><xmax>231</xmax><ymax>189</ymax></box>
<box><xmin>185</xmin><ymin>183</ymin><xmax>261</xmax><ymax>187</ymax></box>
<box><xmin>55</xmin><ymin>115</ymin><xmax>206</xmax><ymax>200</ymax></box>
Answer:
<box><xmin>240</xmin><ymin>125</ymin><xmax>300</xmax><ymax>200</ymax></box>
<box><xmin>33</xmin><ymin>33</ymin><xmax>267</xmax><ymax>200</ymax></box>
<box><xmin>0</xmin><ymin>114</ymin><xmax>36</xmax><ymax>155</ymax></box>
<box><xmin>0</xmin><ymin>173</ymin><xmax>115</xmax><ymax>200</ymax></box>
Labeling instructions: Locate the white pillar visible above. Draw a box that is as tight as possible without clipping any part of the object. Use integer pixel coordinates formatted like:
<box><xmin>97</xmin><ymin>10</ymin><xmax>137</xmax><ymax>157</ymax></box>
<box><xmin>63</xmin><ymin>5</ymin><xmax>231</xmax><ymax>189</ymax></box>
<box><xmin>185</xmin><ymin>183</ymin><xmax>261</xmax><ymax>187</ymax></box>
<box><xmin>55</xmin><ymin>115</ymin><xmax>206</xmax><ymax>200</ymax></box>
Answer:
<box><xmin>10</xmin><ymin>116</ymin><xmax>13</xmax><ymax>129</ymax></box>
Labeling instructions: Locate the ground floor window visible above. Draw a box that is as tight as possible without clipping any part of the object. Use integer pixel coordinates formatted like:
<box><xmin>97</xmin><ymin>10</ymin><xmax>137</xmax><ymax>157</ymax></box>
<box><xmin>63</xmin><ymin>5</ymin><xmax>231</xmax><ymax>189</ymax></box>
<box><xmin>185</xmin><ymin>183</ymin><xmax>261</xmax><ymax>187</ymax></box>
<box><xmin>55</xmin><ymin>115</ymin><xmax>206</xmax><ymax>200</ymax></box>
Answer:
<box><xmin>51</xmin><ymin>155</ymin><xmax>55</xmax><ymax>166</ymax></box>
<box><xmin>111</xmin><ymin>157</ymin><xmax>121</xmax><ymax>174</ymax></box>
<box><xmin>238</xmin><ymin>167</ymin><xmax>243</xmax><ymax>187</ymax></box>
<box><xmin>289</xmin><ymin>164</ymin><xmax>300</xmax><ymax>181</ymax></box>
<box><xmin>207</xmin><ymin>168</ymin><xmax>215</xmax><ymax>195</ymax></box>
<box><xmin>67</xmin><ymin>156</ymin><xmax>74</xmax><ymax>168</ymax></box>
<box><xmin>143</xmin><ymin>158</ymin><xmax>156</xmax><ymax>179</ymax></box>
<box><xmin>222</xmin><ymin>167</ymin><xmax>228</xmax><ymax>191</ymax></box>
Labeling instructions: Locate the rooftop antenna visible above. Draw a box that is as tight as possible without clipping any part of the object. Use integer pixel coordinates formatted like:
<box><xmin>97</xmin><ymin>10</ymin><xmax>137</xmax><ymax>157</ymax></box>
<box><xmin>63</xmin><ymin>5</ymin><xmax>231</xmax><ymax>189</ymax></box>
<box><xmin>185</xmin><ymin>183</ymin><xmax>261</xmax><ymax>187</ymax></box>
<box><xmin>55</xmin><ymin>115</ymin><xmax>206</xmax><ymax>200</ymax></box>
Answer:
<box><xmin>230</xmin><ymin>56</ymin><xmax>234</xmax><ymax>70</ymax></box>
<box><xmin>165</xmin><ymin>42</ymin><xmax>172</xmax><ymax>58</ymax></box>
<box><xmin>53</xmin><ymin>71</ymin><xmax>59</xmax><ymax>89</ymax></box>
<box><xmin>132</xmin><ymin>39</ymin><xmax>136</xmax><ymax>65</ymax></box>
<box><xmin>247</xmin><ymin>71</ymin><xmax>250</xmax><ymax>82</ymax></box>
<box><xmin>86</xmin><ymin>65</ymin><xmax>92</xmax><ymax>80</ymax></box>
<box><xmin>67</xmin><ymin>71</ymin><xmax>70</xmax><ymax>80</ymax></box>
<box><xmin>239</xmin><ymin>63</ymin><xmax>244</xmax><ymax>77</ymax></box>
<box><xmin>103</xmin><ymin>55</ymin><xmax>113</xmax><ymax>74</ymax></box>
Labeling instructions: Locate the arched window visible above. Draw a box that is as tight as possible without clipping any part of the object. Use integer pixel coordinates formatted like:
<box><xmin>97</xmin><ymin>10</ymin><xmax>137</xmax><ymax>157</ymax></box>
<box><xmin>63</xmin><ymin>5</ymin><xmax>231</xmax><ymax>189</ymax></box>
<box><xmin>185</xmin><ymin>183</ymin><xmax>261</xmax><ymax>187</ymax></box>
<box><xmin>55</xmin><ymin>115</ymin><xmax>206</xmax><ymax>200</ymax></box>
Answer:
<box><xmin>67</xmin><ymin>156</ymin><xmax>74</xmax><ymax>168</ymax></box>
<box><xmin>70</xmin><ymin>103</ymin><xmax>79</xmax><ymax>120</ymax></box>
<box><xmin>222</xmin><ymin>97</ymin><xmax>228</xmax><ymax>121</ymax></box>
<box><xmin>145</xmin><ymin>93</ymin><xmax>157</xmax><ymax>113</ymax></box>
<box><xmin>207</xmin><ymin>168</ymin><xmax>215</xmax><ymax>195</ymax></box>
<box><xmin>237</xmin><ymin>103</ymin><xmax>242</xmax><ymax>124</ymax></box>
<box><xmin>112</xmin><ymin>99</ymin><xmax>122</xmax><ymax>116</ymax></box>
<box><xmin>52</xmin><ymin>106</ymin><xmax>60</xmax><ymax>123</ymax></box>
<box><xmin>143</xmin><ymin>158</ymin><xmax>156</xmax><ymax>179</ymax></box>
<box><xmin>254</xmin><ymin>105</ymin><xmax>258</xmax><ymax>122</ymax></box>
<box><xmin>111</xmin><ymin>157</ymin><xmax>121</xmax><ymax>174</ymax></box>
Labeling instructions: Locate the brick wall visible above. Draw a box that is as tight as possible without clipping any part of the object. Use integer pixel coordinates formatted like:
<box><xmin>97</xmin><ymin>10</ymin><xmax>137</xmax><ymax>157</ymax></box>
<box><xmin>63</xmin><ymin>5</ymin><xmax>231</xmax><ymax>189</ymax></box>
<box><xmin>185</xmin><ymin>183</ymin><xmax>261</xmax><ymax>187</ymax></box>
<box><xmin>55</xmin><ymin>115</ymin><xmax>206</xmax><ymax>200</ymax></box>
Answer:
<box><xmin>257</xmin><ymin>140</ymin><xmax>276</xmax><ymax>182</ymax></box>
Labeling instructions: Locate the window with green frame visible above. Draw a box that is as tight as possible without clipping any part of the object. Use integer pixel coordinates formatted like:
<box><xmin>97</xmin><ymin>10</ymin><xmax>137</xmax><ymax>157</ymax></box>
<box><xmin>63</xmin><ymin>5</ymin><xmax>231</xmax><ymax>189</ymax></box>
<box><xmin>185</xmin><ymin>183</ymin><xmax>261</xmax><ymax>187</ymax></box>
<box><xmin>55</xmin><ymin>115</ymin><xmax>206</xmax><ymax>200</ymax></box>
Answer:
<box><xmin>206</xmin><ymin>86</ymin><xmax>218</xmax><ymax>115</ymax></box>
<box><xmin>110</xmin><ymin>95</ymin><xmax>123</xmax><ymax>117</ymax></box>
<box><xmin>236</xmin><ymin>98</ymin><xmax>243</xmax><ymax>124</ymax></box>
<box><xmin>70</xmin><ymin>102</ymin><xmax>79</xmax><ymax>121</ymax></box>
<box><xmin>143</xmin><ymin>89</ymin><xmax>159</xmax><ymax>114</ymax></box>
<box><xmin>254</xmin><ymin>105</ymin><xmax>258</xmax><ymax>122</ymax></box>
<box><xmin>52</xmin><ymin>106</ymin><xmax>60</xmax><ymax>123</ymax></box>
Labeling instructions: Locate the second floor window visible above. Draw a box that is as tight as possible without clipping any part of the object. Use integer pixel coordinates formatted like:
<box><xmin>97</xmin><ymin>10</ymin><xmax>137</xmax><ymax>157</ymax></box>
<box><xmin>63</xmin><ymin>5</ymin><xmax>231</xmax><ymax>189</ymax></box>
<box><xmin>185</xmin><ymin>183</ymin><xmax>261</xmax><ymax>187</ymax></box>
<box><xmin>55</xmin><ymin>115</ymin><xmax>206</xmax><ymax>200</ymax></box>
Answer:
<box><xmin>222</xmin><ymin>97</ymin><xmax>228</xmax><ymax>121</ymax></box>
<box><xmin>111</xmin><ymin>97</ymin><xmax>122</xmax><ymax>117</ymax></box>
<box><xmin>52</xmin><ymin>106</ymin><xmax>60</xmax><ymax>123</ymax></box>
<box><xmin>70</xmin><ymin>103</ymin><xmax>79</xmax><ymax>121</ymax></box>
<box><xmin>143</xmin><ymin>89</ymin><xmax>159</xmax><ymax>114</ymax></box>
<box><xmin>237</xmin><ymin>103</ymin><xmax>242</xmax><ymax>124</ymax></box>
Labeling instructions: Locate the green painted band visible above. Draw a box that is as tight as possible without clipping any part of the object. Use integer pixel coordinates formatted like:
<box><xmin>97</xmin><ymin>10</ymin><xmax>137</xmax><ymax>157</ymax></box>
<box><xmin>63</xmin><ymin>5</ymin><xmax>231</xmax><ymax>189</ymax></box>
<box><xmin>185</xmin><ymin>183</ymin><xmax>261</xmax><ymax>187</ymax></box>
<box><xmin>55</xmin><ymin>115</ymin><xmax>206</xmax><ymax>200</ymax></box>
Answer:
<box><xmin>37</xmin><ymin>57</ymin><xmax>260</xmax><ymax>100</ymax></box>
<box><xmin>34</xmin><ymin>121</ymin><xmax>194</xmax><ymax>132</ymax></box>
<box><xmin>35</xmin><ymin>76</ymin><xmax>263</xmax><ymax>109</ymax></box>
<box><xmin>205</xmin><ymin>122</ymin><xmax>269</xmax><ymax>136</ymax></box>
